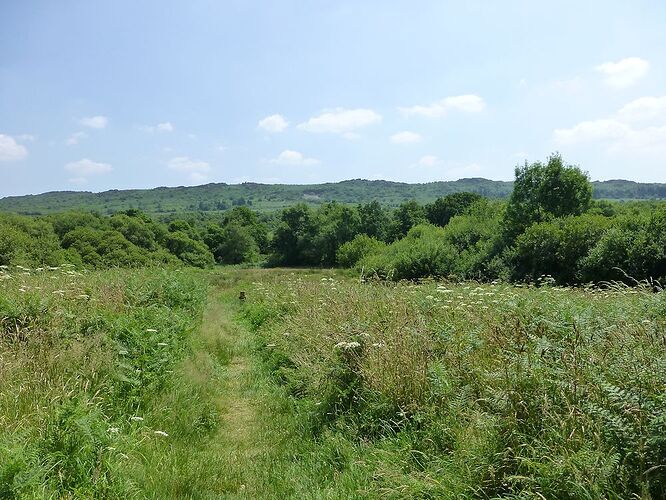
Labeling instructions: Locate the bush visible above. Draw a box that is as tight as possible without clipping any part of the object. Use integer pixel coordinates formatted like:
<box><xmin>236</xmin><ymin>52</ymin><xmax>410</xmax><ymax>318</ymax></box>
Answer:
<box><xmin>361</xmin><ymin>224</ymin><xmax>457</xmax><ymax>280</ymax></box>
<box><xmin>336</xmin><ymin>234</ymin><xmax>385</xmax><ymax>268</ymax></box>
<box><xmin>165</xmin><ymin>231</ymin><xmax>214</xmax><ymax>268</ymax></box>
<box><xmin>514</xmin><ymin>214</ymin><xmax>612</xmax><ymax>283</ymax></box>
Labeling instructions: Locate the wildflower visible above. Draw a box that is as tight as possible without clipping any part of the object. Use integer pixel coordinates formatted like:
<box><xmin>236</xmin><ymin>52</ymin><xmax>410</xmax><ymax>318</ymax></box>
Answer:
<box><xmin>119</xmin><ymin>350</ymin><xmax>128</xmax><ymax>355</ymax></box>
<box><xmin>130</xmin><ymin>416</ymin><xmax>144</xmax><ymax>421</ymax></box>
<box><xmin>157</xmin><ymin>342</ymin><xmax>168</xmax><ymax>346</ymax></box>
<box><xmin>108</xmin><ymin>427</ymin><xmax>120</xmax><ymax>434</ymax></box>
<box><xmin>335</xmin><ymin>341</ymin><xmax>361</xmax><ymax>350</ymax></box>
<box><xmin>154</xmin><ymin>430</ymin><xmax>169</xmax><ymax>437</ymax></box>
<box><xmin>146</xmin><ymin>328</ymin><xmax>158</xmax><ymax>332</ymax></box>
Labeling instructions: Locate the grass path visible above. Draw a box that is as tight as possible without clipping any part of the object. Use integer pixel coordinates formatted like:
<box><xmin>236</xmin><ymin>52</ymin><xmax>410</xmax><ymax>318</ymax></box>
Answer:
<box><xmin>140</xmin><ymin>272</ymin><xmax>373</xmax><ymax>498</ymax></box>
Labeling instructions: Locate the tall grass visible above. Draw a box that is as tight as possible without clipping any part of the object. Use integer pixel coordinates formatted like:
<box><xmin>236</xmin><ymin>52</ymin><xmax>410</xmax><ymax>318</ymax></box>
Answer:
<box><xmin>0</xmin><ymin>265</ymin><xmax>206</xmax><ymax>497</ymax></box>
<box><xmin>241</xmin><ymin>271</ymin><xmax>666</xmax><ymax>498</ymax></box>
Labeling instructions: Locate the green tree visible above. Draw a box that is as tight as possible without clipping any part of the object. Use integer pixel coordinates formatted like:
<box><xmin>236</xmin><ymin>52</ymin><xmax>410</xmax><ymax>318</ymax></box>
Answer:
<box><xmin>271</xmin><ymin>204</ymin><xmax>318</xmax><ymax>265</ymax></box>
<box><xmin>503</xmin><ymin>153</ymin><xmax>592</xmax><ymax>241</ymax></box>
<box><xmin>223</xmin><ymin>206</ymin><xmax>269</xmax><ymax>252</ymax></box>
<box><xmin>357</xmin><ymin>201</ymin><xmax>390</xmax><ymax>241</ymax></box>
<box><xmin>390</xmin><ymin>200</ymin><xmax>426</xmax><ymax>240</ymax></box>
<box><xmin>425</xmin><ymin>192</ymin><xmax>483</xmax><ymax>227</ymax></box>
<box><xmin>208</xmin><ymin>223</ymin><xmax>259</xmax><ymax>264</ymax></box>
<box><xmin>165</xmin><ymin>231</ymin><xmax>214</xmax><ymax>268</ymax></box>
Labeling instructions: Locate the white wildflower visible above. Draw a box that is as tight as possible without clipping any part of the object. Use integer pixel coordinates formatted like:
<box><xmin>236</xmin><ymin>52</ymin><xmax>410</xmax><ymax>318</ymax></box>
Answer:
<box><xmin>334</xmin><ymin>341</ymin><xmax>361</xmax><ymax>350</ymax></box>
<box><xmin>154</xmin><ymin>430</ymin><xmax>169</xmax><ymax>437</ymax></box>
<box><xmin>130</xmin><ymin>416</ymin><xmax>144</xmax><ymax>422</ymax></box>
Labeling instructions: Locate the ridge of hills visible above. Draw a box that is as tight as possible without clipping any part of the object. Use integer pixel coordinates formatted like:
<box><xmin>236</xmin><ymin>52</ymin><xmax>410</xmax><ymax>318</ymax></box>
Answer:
<box><xmin>1</xmin><ymin>178</ymin><xmax>665</xmax><ymax>215</ymax></box>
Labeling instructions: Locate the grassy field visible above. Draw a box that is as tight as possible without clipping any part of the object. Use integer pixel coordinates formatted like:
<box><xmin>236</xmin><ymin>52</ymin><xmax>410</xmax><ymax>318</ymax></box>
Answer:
<box><xmin>1</xmin><ymin>266</ymin><xmax>665</xmax><ymax>498</ymax></box>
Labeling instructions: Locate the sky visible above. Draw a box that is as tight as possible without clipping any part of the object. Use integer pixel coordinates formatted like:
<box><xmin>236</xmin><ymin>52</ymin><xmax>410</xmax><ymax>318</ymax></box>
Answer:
<box><xmin>1</xmin><ymin>0</ymin><xmax>666</xmax><ymax>197</ymax></box>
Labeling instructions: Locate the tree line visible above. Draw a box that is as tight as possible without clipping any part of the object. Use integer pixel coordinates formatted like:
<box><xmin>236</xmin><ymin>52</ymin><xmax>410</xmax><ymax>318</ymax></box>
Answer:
<box><xmin>2</xmin><ymin>154</ymin><xmax>666</xmax><ymax>284</ymax></box>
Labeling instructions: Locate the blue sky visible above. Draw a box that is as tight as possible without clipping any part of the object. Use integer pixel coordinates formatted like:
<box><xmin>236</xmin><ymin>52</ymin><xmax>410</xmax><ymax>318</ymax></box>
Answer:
<box><xmin>1</xmin><ymin>0</ymin><xmax>665</xmax><ymax>197</ymax></box>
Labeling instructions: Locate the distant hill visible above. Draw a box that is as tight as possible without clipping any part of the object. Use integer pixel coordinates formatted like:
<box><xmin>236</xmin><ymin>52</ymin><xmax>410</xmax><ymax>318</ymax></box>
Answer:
<box><xmin>1</xmin><ymin>178</ymin><xmax>665</xmax><ymax>215</ymax></box>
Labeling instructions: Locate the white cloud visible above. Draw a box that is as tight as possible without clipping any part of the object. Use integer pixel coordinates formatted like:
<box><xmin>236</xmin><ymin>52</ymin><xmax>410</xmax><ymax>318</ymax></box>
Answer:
<box><xmin>79</xmin><ymin>115</ymin><xmax>108</xmax><ymax>129</ymax></box>
<box><xmin>444</xmin><ymin>163</ymin><xmax>483</xmax><ymax>179</ymax></box>
<box><xmin>618</xmin><ymin>96</ymin><xmax>666</xmax><ymax>123</ymax></box>
<box><xmin>64</xmin><ymin>158</ymin><xmax>112</xmax><ymax>175</ymax></box>
<box><xmin>168</xmin><ymin>156</ymin><xmax>211</xmax><ymax>184</ymax></box>
<box><xmin>595</xmin><ymin>57</ymin><xmax>649</xmax><ymax>89</ymax></box>
<box><xmin>140</xmin><ymin>121</ymin><xmax>174</xmax><ymax>133</ymax></box>
<box><xmin>399</xmin><ymin>94</ymin><xmax>485</xmax><ymax>118</ymax></box>
<box><xmin>168</xmin><ymin>156</ymin><xmax>210</xmax><ymax>173</ymax></box>
<box><xmin>298</xmin><ymin>108</ymin><xmax>382</xmax><ymax>135</ymax></box>
<box><xmin>189</xmin><ymin>172</ymin><xmax>209</xmax><ymax>183</ymax></box>
<box><xmin>157</xmin><ymin>121</ymin><xmax>174</xmax><ymax>132</ymax></box>
<box><xmin>554</xmin><ymin>119</ymin><xmax>630</xmax><ymax>144</ymax></box>
<box><xmin>258</xmin><ymin>114</ymin><xmax>289</xmax><ymax>133</ymax></box>
<box><xmin>269</xmin><ymin>150</ymin><xmax>320</xmax><ymax>166</ymax></box>
<box><xmin>390</xmin><ymin>131</ymin><xmax>423</xmax><ymax>144</ymax></box>
<box><xmin>0</xmin><ymin>134</ymin><xmax>28</xmax><ymax>161</ymax></box>
<box><xmin>554</xmin><ymin>119</ymin><xmax>666</xmax><ymax>154</ymax></box>
<box><xmin>418</xmin><ymin>155</ymin><xmax>439</xmax><ymax>167</ymax></box>
<box><xmin>66</xmin><ymin>131</ymin><xmax>88</xmax><ymax>146</ymax></box>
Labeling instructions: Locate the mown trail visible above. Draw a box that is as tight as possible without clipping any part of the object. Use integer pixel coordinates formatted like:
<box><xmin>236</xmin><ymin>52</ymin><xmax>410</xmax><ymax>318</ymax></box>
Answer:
<box><xmin>137</xmin><ymin>270</ymin><xmax>372</xmax><ymax>499</ymax></box>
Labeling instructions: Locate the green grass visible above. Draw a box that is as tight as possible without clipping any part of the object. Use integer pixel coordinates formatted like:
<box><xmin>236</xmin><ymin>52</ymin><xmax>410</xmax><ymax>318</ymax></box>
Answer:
<box><xmin>2</xmin><ymin>266</ymin><xmax>665</xmax><ymax>498</ymax></box>
<box><xmin>237</xmin><ymin>269</ymin><xmax>666</xmax><ymax>498</ymax></box>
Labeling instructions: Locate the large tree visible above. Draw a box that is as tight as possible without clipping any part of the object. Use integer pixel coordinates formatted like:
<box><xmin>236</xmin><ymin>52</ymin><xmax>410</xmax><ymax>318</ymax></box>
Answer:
<box><xmin>425</xmin><ymin>192</ymin><xmax>482</xmax><ymax>227</ymax></box>
<box><xmin>503</xmin><ymin>153</ymin><xmax>592</xmax><ymax>241</ymax></box>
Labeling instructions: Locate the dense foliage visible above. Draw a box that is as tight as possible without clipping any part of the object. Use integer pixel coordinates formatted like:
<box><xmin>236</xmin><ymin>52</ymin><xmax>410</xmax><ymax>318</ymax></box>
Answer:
<box><xmin>241</xmin><ymin>270</ymin><xmax>666</xmax><ymax>498</ymax></box>
<box><xmin>0</xmin><ymin>267</ymin><xmax>207</xmax><ymax>496</ymax></box>
<box><xmin>2</xmin><ymin>177</ymin><xmax>666</xmax><ymax>215</ymax></box>
<box><xmin>0</xmin><ymin>207</ymin><xmax>269</xmax><ymax>270</ymax></box>
<box><xmin>2</xmin><ymin>155</ymin><xmax>666</xmax><ymax>285</ymax></box>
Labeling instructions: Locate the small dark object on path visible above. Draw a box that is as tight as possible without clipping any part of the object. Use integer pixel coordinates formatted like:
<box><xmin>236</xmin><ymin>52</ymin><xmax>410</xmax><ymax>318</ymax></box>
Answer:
<box><xmin>239</xmin><ymin>291</ymin><xmax>246</xmax><ymax>301</ymax></box>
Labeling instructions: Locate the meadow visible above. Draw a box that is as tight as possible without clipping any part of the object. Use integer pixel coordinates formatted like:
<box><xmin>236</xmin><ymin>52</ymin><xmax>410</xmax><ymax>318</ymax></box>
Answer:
<box><xmin>3</xmin><ymin>263</ymin><xmax>664</xmax><ymax>498</ymax></box>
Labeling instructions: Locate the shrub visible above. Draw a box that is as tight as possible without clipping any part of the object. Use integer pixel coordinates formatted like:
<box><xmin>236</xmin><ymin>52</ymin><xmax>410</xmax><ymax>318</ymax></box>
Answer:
<box><xmin>336</xmin><ymin>234</ymin><xmax>385</xmax><ymax>268</ymax></box>
<box><xmin>514</xmin><ymin>214</ymin><xmax>612</xmax><ymax>283</ymax></box>
<box><xmin>361</xmin><ymin>224</ymin><xmax>457</xmax><ymax>280</ymax></box>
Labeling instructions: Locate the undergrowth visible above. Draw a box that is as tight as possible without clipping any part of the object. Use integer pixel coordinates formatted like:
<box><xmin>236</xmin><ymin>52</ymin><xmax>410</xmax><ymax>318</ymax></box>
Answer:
<box><xmin>0</xmin><ymin>265</ymin><xmax>207</xmax><ymax>498</ymax></box>
<box><xmin>240</xmin><ymin>269</ymin><xmax>666</xmax><ymax>499</ymax></box>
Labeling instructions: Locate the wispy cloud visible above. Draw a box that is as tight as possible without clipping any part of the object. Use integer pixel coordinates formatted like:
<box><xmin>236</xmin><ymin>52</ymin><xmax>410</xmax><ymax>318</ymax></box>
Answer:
<box><xmin>298</xmin><ymin>108</ymin><xmax>381</xmax><ymax>136</ymax></box>
<box><xmin>399</xmin><ymin>94</ymin><xmax>485</xmax><ymax>118</ymax></box>
<box><xmin>595</xmin><ymin>57</ymin><xmax>649</xmax><ymax>89</ymax></box>
<box><xmin>167</xmin><ymin>156</ymin><xmax>211</xmax><ymax>183</ymax></box>
<box><xmin>0</xmin><ymin>134</ymin><xmax>28</xmax><ymax>161</ymax></box>
<box><xmin>140</xmin><ymin>121</ymin><xmax>174</xmax><ymax>133</ymax></box>
<box><xmin>66</xmin><ymin>131</ymin><xmax>88</xmax><ymax>146</ymax></box>
<box><xmin>417</xmin><ymin>155</ymin><xmax>439</xmax><ymax>167</ymax></box>
<box><xmin>258</xmin><ymin>114</ymin><xmax>289</xmax><ymax>133</ymax></box>
<box><xmin>79</xmin><ymin>115</ymin><xmax>108</xmax><ymax>129</ymax></box>
<box><xmin>554</xmin><ymin>95</ymin><xmax>666</xmax><ymax>155</ymax></box>
<box><xmin>390</xmin><ymin>131</ymin><xmax>423</xmax><ymax>144</ymax></box>
<box><xmin>618</xmin><ymin>96</ymin><xmax>666</xmax><ymax>122</ymax></box>
<box><xmin>269</xmin><ymin>150</ymin><xmax>320</xmax><ymax>166</ymax></box>
<box><xmin>64</xmin><ymin>158</ymin><xmax>112</xmax><ymax>175</ymax></box>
